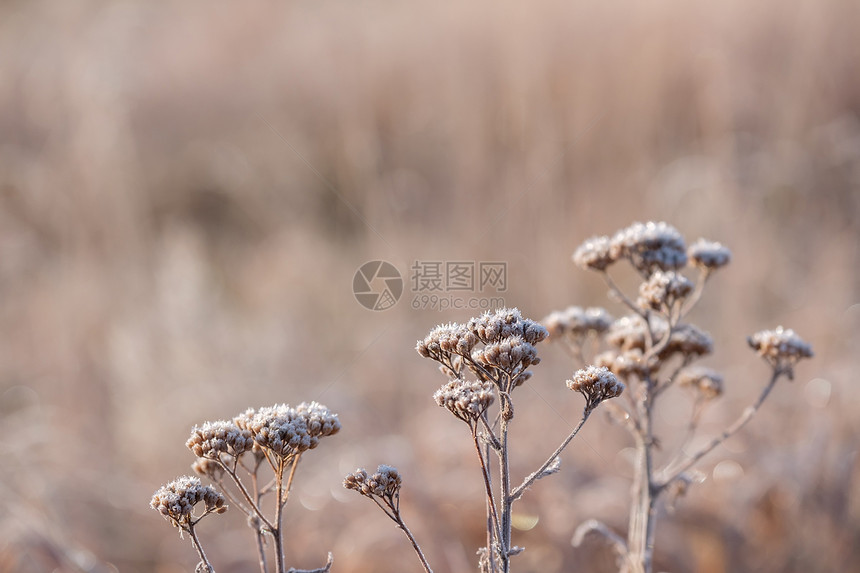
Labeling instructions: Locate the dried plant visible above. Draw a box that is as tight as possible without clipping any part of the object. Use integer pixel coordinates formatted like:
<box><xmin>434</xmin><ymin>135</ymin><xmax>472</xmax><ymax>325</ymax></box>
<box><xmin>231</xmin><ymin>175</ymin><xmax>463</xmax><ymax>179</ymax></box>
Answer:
<box><xmin>346</xmin><ymin>308</ymin><xmax>624</xmax><ymax>573</ymax></box>
<box><xmin>551</xmin><ymin>221</ymin><xmax>813</xmax><ymax>573</ymax></box>
<box><xmin>151</xmin><ymin>402</ymin><xmax>339</xmax><ymax>573</ymax></box>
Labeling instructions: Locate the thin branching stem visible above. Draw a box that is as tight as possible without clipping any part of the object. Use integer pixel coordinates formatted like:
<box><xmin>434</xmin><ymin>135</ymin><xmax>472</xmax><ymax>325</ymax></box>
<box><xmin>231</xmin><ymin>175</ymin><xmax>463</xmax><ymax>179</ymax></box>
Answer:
<box><xmin>512</xmin><ymin>407</ymin><xmax>592</xmax><ymax>501</ymax></box>
<box><xmin>658</xmin><ymin>369</ymin><xmax>782</xmax><ymax>490</ymax></box>
<box><xmin>187</xmin><ymin>524</ymin><xmax>215</xmax><ymax>573</ymax></box>
<box><xmin>472</xmin><ymin>426</ymin><xmax>502</xmax><ymax>563</ymax></box>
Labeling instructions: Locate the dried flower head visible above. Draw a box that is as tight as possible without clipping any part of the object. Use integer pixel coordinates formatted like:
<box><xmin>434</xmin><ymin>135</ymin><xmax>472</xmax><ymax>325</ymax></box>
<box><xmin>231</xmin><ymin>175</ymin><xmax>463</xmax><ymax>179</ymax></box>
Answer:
<box><xmin>544</xmin><ymin>306</ymin><xmax>613</xmax><ymax>341</ymax></box>
<box><xmin>235</xmin><ymin>402</ymin><xmax>340</xmax><ymax>459</ymax></box>
<box><xmin>687</xmin><ymin>239</ymin><xmax>731</xmax><ymax>271</ymax></box>
<box><xmin>466</xmin><ymin>308</ymin><xmax>549</xmax><ymax>345</ymax></box>
<box><xmin>151</xmin><ymin>476</ymin><xmax>226</xmax><ymax>527</ymax></box>
<box><xmin>660</xmin><ymin>323</ymin><xmax>714</xmax><ymax>359</ymax></box>
<box><xmin>295</xmin><ymin>401</ymin><xmax>342</xmax><ymax>440</ymax></box>
<box><xmin>186</xmin><ymin>420</ymin><xmax>255</xmax><ymax>461</ymax></box>
<box><xmin>434</xmin><ymin>379</ymin><xmax>495</xmax><ymax>423</ymax></box>
<box><xmin>606</xmin><ymin>315</ymin><xmax>651</xmax><ymax>352</ymax></box>
<box><xmin>472</xmin><ymin>335</ymin><xmax>539</xmax><ymax>385</ymax></box>
<box><xmin>191</xmin><ymin>457</ymin><xmax>225</xmax><ymax>480</ymax></box>
<box><xmin>678</xmin><ymin>366</ymin><xmax>724</xmax><ymax>399</ymax></box>
<box><xmin>567</xmin><ymin>366</ymin><xmax>625</xmax><ymax>410</ymax></box>
<box><xmin>594</xmin><ymin>349</ymin><xmax>654</xmax><ymax>379</ymax></box>
<box><xmin>416</xmin><ymin>322</ymin><xmax>478</xmax><ymax>359</ymax></box>
<box><xmin>344</xmin><ymin>465</ymin><xmax>403</xmax><ymax>500</ymax></box>
<box><xmin>572</xmin><ymin>235</ymin><xmax>616</xmax><ymax>271</ymax></box>
<box><xmin>637</xmin><ymin>271</ymin><xmax>694</xmax><ymax>311</ymax></box>
<box><xmin>609</xmin><ymin>221</ymin><xmax>688</xmax><ymax>274</ymax></box>
<box><xmin>748</xmin><ymin>326</ymin><xmax>813</xmax><ymax>375</ymax></box>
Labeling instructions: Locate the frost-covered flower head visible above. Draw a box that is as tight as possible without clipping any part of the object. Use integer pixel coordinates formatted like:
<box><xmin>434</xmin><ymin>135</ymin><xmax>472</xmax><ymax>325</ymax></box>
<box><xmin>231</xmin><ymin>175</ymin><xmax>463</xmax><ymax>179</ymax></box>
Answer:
<box><xmin>567</xmin><ymin>366</ymin><xmax>625</xmax><ymax>410</ymax></box>
<box><xmin>637</xmin><ymin>271</ymin><xmax>694</xmax><ymax>312</ymax></box>
<box><xmin>748</xmin><ymin>326</ymin><xmax>813</xmax><ymax>376</ymax></box>
<box><xmin>688</xmin><ymin>239</ymin><xmax>731</xmax><ymax>272</ymax></box>
<box><xmin>344</xmin><ymin>465</ymin><xmax>403</xmax><ymax>501</ymax></box>
<box><xmin>186</xmin><ymin>420</ymin><xmax>255</xmax><ymax>461</ymax></box>
<box><xmin>609</xmin><ymin>221</ymin><xmax>688</xmax><ymax>275</ymax></box>
<box><xmin>543</xmin><ymin>306</ymin><xmax>613</xmax><ymax>341</ymax></box>
<box><xmin>433</xmin><ymin>379</ymin><xmax>495</xmax><ymax>423</ymax></box>
<box><xmin>234</xmin><ymin>402</ymin><xmax>340</xmax><ymax>459</ymax></box>
<box><xmin>572</xmin><ymin>236</ymin><xmax>616</xmax><ymax>271</ymax></box>
<box><xmin>466</xmin><ymin>308</ymin><xmax>548</xmax><ymax>345</ymax></box>
<box><xmin>151</xmin><ymin>476</ymin><xmax>226</xmax><ymax>527</ymax></box>
<box><xmin>678</xmin><ymin>366</ymin><xmax>724</xmax><ymax>399</ymax></box>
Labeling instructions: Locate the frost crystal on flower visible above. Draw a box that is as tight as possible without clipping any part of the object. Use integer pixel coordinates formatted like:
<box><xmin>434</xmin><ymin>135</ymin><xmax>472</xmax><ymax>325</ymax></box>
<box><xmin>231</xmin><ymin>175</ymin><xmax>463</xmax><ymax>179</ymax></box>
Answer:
<box><xmin>466</xmin><ymin>308</ymin><xmax>549</xmax><ymax>345</ymax></box>
<box><xmin>567</xmin><ymin>366</ymin><xmax>625</xmax><ymax>410</ymax></box>
<box><xmin>186</xmin><ymin>420</ymin><xmax>255</xmax><ymax>460</ymax></box>
<box><xmin>637</xmin><ymin>271</ymin><xmax>694</xmax><ymax>311</ymax></box>
<box><xmin>233</xmin><ymin>402</ymin><xmax>340</xmax><ymax>459</ymax></box>
<box><xmin>661</xmin><ymin>323</ymin><xmax>714</xmax><ymax>359</ymax></box>
<box><xmin>678</xmin><ymin>366</ymin><xmax>724</xmax><ymax>399</ymax></box>
<box><xmin>594</xmin><ymin>349</ymin><xmax>654</xmax><ymax>378</ymax></box>
<box><xmin>572</xmin><ymin>235</ymin><xmax>616</xmax><ymax>271</ymax></box>
<box><xmin>344</xmin><ymin>465</ymin><xmax>403</xmax><ymax>500</ymax></box>
<box><xmin>544</xmin><ymin>306</ymin><xmax>613</xmax><ymax>341</ymax></box>
<box><xmin>151</xmin><ymin>476</ymin><xmax>226</xmax><ymax>527</ymax></box>
<box><xmin>688</xmin><ymin>239</ymin><xmax>731</xmax><ymax>271</ymax></box>
<box><xmin>434</xmin><ymin>379</ymin><xmax>495</xmax><ymax>423</ymax></box>
<box><xmin>748</xmin><ymin>326</ymin><xmax>813</xmax><ymax>374</ymax></box>
<box><xmin>606</xmin><ymin>315</ymin><xmax>652</xmax><ymax>352</ymax></box>
<box><xmin>416</xmin><ymin>322</ymin><xmax>478</xmax><ymax>359</ymax></box>
<box><xmin>609</xmin><ymin>221</ymin><xmax>688</xmax><ymax>274</ymax></box>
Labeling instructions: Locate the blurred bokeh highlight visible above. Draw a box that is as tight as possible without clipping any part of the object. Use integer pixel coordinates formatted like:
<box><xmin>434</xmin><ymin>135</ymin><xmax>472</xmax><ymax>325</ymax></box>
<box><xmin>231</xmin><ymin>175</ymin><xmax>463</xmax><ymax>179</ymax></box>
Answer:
<box><xmin>0</xmin><ymin>0</ymin><xmax>858</xmax><ymax>571</ymax></box>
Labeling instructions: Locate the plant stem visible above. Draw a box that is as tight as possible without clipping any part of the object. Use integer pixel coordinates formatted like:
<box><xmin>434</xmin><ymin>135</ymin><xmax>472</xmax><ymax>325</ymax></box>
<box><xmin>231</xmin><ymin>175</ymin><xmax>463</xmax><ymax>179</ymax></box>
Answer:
<box><xmin>498</xmin><ymin>398</ymin><xmax>513</xmax><ymax>573</ymax></box>
<box><xmin>626</xmin><ymin>384</ymin><xmax>656</xmax><ymax>573</ymax></box>
<box><xmin>188</xmin><ymin>524</ymin><xmax>215</xmax><ymax>573</ymax></box>
<box><xmin>512</xmin><ymin>408</ymin><xmax>592</xmax><ymax>500</ymax></box>
<box><xmin>658</xmin><ymin>369</ymin><xmax>781</xmax><ymax>488</ymax></box>
<box><xmin>472</xmin><ymin>428</ymin><xmax>501</xmax><ymax>570</ymax></box>
<box><xmin>394</xmin><ymin>511</ymin><xmax>434</xmax><ymax>573</ymax></box>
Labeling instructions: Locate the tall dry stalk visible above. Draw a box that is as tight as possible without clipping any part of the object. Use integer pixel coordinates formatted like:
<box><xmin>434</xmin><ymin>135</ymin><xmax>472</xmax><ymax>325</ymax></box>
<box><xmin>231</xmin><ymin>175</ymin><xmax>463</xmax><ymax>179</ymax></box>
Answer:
<box><xmin>547</xmin><ymin>221</ymin><xmax>813</xmax><ymax>573</ymax></box>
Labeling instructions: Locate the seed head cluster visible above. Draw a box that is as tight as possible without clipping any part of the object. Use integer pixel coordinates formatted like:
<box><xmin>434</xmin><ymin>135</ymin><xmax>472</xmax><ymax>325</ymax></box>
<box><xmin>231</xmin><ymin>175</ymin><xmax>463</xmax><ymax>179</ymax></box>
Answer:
<box><xmin>748</xmin><ymin>326</ymin><xmax>813</xmax><ymax>373</ymax></box>
<box><xmin>151</xmin><ymin>476</ymin><xmax>226</xmax><ymax>527</ymax></box>
<box><xmin>678</xmin><ymin>366</ymin><xmax>724</xmax><ymax>399</ymax></box>
<box><xmin>343</xmin><ymin>465</ymin><xmax>403</xmax><ymax>500</ymax></box>
<box><xmin>466</xmin><ymin>308</ymin><xmax>549</xmax><ymax>345</ymax></box>
<box><xmin>608</xmin><ymin>221</ymin><xmax>688</xmax><ymax>274</ymax></box>
<box><xmin>187</xmin><ymin>420</ymin><xmax>255</xmax><ymax>461</ymax></box>
<box><xmin>687</xmin><ymin>239</ymin><xmax>731</xmax><ymax>271</ymax></box>
<box><xmin>637</xmin><ymin>271</ymin><xmax>694</xmax><ymax>311</ymax></box>
<box><xmin>434</xmin><ymin>379</ymin><xmax>495</xmax><ymax>423</ymax></box>
<box><xmin>417</xmin><ymin>308</ymin><xmax>549</xmax><ymax>393</ymax></box>
<box><xmin>543</xmin><ymin>306</ymin><xmax>613</xmax><ymax>340</ymax></box>
<box><xmin>232</xmin><ymin>402</ymin><xmax>341</xmax><ymax>460</ymax></box>
<box><xmin>605</xmin><ymin>315</ymin><xmax>652</xmax><ymax>352</ymax></box>
<box><xmin>567</xmin><ymin>366</ymin><xmax>625</xmax><ymax>410</ymax></box>
<box><xmin>572</xmin><ymin>235</ymin><xmax>615</xmax><ymax>271</ymax></box>
<box><xmin>594</xmin><ymin>348</ymin><xmax>654</xmax><ymax>379</ymax></box>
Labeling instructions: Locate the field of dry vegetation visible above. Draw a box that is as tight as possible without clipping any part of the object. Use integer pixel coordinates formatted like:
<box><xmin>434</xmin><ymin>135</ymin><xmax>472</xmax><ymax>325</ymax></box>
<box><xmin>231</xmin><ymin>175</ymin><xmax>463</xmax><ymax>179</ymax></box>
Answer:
<box><xmin>1</xmin><ymin>0</ymin><xmax>859</xmax><ymax>571</ymax></box>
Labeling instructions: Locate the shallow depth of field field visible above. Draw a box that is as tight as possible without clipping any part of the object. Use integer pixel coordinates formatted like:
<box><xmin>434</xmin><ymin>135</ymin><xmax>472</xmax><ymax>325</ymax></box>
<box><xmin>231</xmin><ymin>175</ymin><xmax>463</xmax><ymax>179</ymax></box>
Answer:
<box><xmin>1</xmin><ymin>1</ymin><xmax>859</xmax><ymax>572</ymax></box>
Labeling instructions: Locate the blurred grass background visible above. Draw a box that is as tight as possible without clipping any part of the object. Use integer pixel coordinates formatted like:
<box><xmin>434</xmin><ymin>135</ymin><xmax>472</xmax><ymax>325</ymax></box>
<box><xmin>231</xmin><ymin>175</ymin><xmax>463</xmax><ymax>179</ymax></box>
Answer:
<box><xmin>0</xmin><ymin>0</ymin><xmax>858</xmax><ymax>571</ymax></box>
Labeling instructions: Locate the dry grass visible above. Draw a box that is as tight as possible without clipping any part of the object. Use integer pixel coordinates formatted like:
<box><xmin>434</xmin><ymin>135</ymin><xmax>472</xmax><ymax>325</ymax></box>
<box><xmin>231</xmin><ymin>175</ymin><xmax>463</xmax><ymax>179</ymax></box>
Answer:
<box><xmin>0</xmin><ymin>0</ymin><xmax>859</xmax><ymax>571</ymax></box>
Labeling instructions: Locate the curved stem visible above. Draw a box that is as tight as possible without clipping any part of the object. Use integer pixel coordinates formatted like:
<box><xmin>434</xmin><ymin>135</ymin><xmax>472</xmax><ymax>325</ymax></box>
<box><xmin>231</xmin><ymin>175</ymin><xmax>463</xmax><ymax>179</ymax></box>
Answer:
<box><xmin>394</xmin><ymin>512</ymin><xmax>434</xmax><ymax>573</ymax></box>
<box><xmin>657</xmin><ymin>369</ymin><xmax>782</xmax><ymax>490</ymax></box>
<box><xmin>187</xmin><ymin>524</ymin><xmax>215</xmax><ymax>573</ymax></box>
<box><xmin>603</xmin><ymin>272</ymin><xmax>647</xmax><ymax>319</ymax></box>
<box><xmin>472</xmin><ymin>427</ymin><xmax>502</xmax><ymax>568</ymax></box>
<box><xmin>512</xmin><ymin>408</ymin><xmax>592</xmax><ymax>500</ymax></box>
